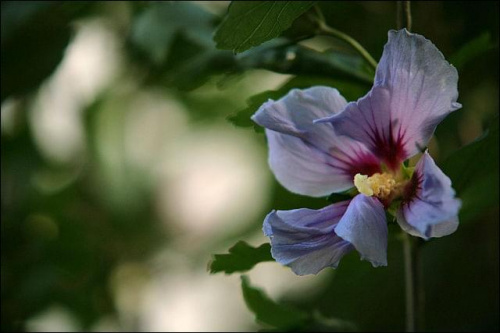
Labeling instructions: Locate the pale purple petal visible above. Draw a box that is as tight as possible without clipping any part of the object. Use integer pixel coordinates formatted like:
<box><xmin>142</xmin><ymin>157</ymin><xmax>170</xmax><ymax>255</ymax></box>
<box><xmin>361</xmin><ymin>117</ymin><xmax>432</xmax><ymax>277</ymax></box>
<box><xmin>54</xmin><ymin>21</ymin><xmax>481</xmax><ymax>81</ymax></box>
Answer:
<box><xmin>317</xmin><ymin>29</ymin><xmax>460</xmax><ymax>170</ymax></box>
<box><xmin>252</xmin><ymin>87</ymin><xmax>348</xmax><ymax>151</ymax></box>
<box><xmin>263</xmin><ymin>201</ymin><xmax>354</xmax><ymax>275</ymax></box>
<box><xmin>266</xmin><ymin>130</ymin><xmax>381</xmax><ymax>196</ymax></box>
<box><xmin>397</xmin><ymin>215</ymin><xmax>459</xmax><ymax>239</ymax></box>
<box><xmin>396</xmin><ymin>151</ymin><xmax>461</xmax><ymax>239</ymax></box>
<box><xmin>252</xmin><ymin>87</ymin><xmax>381</xmax><ymax>196</ymax></box>
<box><xmin>334</xmin><ymin>194</ymin><xmax>388</xmax><ymax>267</ymax></box>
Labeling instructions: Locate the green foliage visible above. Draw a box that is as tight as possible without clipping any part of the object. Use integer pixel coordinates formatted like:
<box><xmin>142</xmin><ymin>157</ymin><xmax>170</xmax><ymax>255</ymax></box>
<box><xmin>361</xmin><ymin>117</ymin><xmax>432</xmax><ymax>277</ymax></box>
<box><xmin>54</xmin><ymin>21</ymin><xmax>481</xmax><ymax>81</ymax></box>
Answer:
<box><xmin>128</xmin><ymin>2</ymin><xmax>372</xmax><ymax>92</ymax></box>
<box><xmin>450</xmin><ymin>32</ymin><xmax>496</xmax><ymax>70</ymax></box>
<box><xmin>129</xmin><ymin>1</ymin><xmax>214</xmax><ymax>66</ymax></box>
<box><xmin>1</xmin><ymin>106</ymin><xmax>114</xmax><ymax>330</ymax></box>
<box><xmin>214</xmin><ymin>1</ymin><xmax>315</xmax><ymax>53</ymax></box>
<box><xmin>209</xmin><ymin>241</ymin><xmax>273</xmax><ymax>274</ymax></box>
<box><xmin>241</xmin><ymin>275</ymin><xmax>356</xmax><ymax>331</ymax></box>
<box><xmin>128</xmin><ymin>1</ymin><xmax>237</xmax><ymax>91</ymax></box>
<box><xmin>237</xmin><ymin>43</ymin><xmax>374</xmax><ymax>84</ymax></box>
<box><xmin>442</xmin><ymin>117</ymin><xmax>499</xmax><ymax>222</ymax></box>
<box><xmin>241</xmin><ymin>275</ymin><xmax>308</xmax><ymax>329</ymax></box>
<box><xmin>1</xmin><ymin>2</ymin><xmax>93</xmax><ymax>101</ymax></box>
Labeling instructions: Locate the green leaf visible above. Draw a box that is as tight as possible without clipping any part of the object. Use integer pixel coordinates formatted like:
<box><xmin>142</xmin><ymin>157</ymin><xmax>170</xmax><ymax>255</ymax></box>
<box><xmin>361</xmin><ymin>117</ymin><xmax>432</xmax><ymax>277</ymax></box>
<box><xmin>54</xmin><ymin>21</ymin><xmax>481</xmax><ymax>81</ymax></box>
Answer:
<box><xmin>241</xmin><ymin>275</ymin><xmax>355</xmax><ymax>331</ymax></box>
<box><xmin>237</xmin><ymin>44</ymin><xmax>374</xmax><ymax>85</ymax></box>
<box><xmin>241</xmin><ymin>275</ymin><xmax>308</xmax><ymax>329</ymax></box>
<box><xmin>160</xmin><ymin>41</ymin><xmax>236</xmax><ymax>91</ymax></box>
<box><xmin>449</xmin><ymin>32</ymin><xmax>496</xmax><ymax>70</ymax></box>
<box><xmin>129</xmin><ymin>1</ymin><xmax>214</xmax><ymax>66</ymax></box>
<box><xmin>208</xmin><ymin>241</ymin><xmax>273</xmax><ymax>274</ymax></box>
<box><xmin>214</xmin><ymin>1</ymin><xmax>315</xmax><ymax>53</ymax></box>
<box><xmin>441</xmin><ymin>116</ymin><xmax>499</xmax><ymax>222</ymax></box>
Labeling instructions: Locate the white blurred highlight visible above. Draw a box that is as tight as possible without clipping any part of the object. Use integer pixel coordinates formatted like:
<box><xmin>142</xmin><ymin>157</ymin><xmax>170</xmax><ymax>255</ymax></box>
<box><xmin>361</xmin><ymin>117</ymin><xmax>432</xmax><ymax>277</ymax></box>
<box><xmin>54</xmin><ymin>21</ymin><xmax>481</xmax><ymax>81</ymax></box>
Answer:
<box><xmin>139</xmin><ymin>267</ymin><xmax>253</xmax><ymax>331</ymax></box>
<box><xmin>26</xmin><ymin>306</ymin><xmax>80</xmax><ymax>332</ymax></box>
<box><xmin>157</xmin><ymin>125</ymin><xmax>270</xmax><ymax>241</ymax></box>
<box><xmin>30</xmin><ymin>19</ymin><xmax>121</xmax><ymax>164</ymax></box>
<box><xmin>124</xmin><ymin>91</ymin><xmax>189</xmax><ymax>175</ymax></box>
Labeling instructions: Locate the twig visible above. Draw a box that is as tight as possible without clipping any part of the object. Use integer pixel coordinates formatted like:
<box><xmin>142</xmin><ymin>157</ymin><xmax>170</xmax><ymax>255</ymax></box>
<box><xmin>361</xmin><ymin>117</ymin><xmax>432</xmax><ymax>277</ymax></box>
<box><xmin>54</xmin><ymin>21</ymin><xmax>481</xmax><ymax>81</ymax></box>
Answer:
<box><xmin>402</xmin><ymin>233</ymin><xmax>424</xmax><ymax>332</ymax></box>
<box><xmin>404</xmin><ymin>1</ymin><xmax>412</xmax><ymax>31</ymax></box>
<box><xmin>312</xmin><ymin>4</ymin><xmax>378</xmax><ymax>70</ymax></box>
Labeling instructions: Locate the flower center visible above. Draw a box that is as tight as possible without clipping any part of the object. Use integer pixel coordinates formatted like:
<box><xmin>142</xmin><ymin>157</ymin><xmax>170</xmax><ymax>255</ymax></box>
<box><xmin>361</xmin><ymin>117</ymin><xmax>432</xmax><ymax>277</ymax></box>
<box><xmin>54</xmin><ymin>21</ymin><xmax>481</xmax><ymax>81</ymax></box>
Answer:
<box><xmin>354</xmin><ymin>172</ymin><xmax>399</xmax><ymax>200</ymax></box>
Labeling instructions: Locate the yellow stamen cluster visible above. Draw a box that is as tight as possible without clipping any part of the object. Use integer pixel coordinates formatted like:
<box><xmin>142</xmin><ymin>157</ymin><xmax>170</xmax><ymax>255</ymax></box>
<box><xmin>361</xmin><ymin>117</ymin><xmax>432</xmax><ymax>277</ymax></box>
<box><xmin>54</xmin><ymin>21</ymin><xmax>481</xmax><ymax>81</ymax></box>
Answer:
<box><xmin>354</xmin><ymin>173</ymin><xmax>397</xmax><ymax>200</ymax></box>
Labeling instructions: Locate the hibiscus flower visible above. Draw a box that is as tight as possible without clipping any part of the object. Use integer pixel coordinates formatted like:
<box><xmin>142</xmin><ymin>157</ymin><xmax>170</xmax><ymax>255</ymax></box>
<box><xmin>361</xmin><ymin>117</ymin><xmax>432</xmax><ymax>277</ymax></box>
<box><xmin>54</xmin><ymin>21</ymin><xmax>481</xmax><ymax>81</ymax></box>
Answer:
<box><xmin>252</xmin><ymin>29</ymin><xmax>461</xmax><ymax>275</ymax></box>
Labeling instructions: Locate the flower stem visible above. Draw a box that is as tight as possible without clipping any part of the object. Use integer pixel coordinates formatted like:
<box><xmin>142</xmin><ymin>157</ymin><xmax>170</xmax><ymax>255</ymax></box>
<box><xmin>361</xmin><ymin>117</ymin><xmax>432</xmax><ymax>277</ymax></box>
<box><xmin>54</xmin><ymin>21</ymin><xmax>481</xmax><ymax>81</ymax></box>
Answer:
<box><xmin>397</xmin><ymin>1</ymin><xmax>412</xmax><ymax>31</ymax></box>
<box><xmin>404</xmin><ymin>1</ymin><xmax>413</xmax><ymax>31</ymax></box>
<box><xmin>402</xmin><ymin>233</ymin><xmax>424</xmax><ymax>332</ymax></box>
<box><xmin>396</xmin><ymin>1</ymin><xmax>403</xmax><ymax>29</ymax></box>
<box><xmin>312</xmin><ymin>5</ymin><xmax>378</xmax><ymax>70</ymax></box>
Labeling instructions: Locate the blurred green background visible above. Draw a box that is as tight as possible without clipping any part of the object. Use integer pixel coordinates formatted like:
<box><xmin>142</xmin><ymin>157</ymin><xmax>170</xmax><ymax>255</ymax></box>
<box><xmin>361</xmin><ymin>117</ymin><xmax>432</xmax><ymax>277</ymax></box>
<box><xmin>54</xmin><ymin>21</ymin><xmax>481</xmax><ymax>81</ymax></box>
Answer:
<box><xmin>1</xmin><ymin>1</ymin><xmax>498</xmax><ymax>331</ymax></box>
